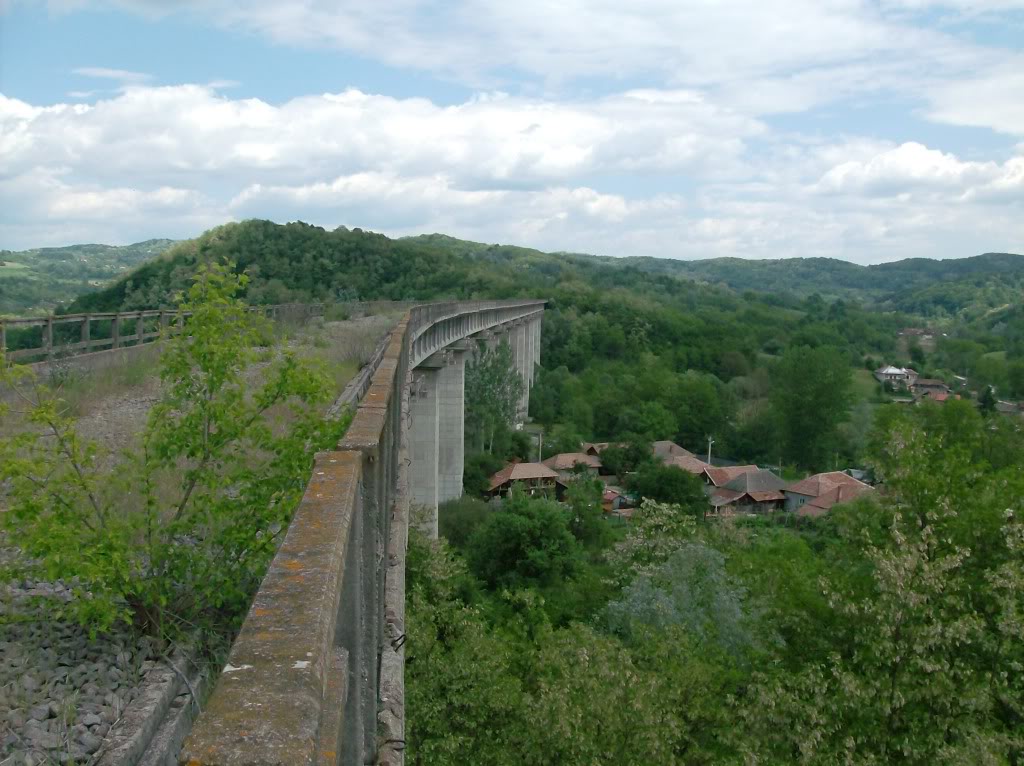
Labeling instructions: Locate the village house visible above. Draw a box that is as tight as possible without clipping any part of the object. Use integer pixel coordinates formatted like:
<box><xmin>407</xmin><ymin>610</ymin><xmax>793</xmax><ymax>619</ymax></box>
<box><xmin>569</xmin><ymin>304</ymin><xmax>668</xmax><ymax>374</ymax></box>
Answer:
<box><xmin>652</xmin><ymin>440</ymin><xmax>695</xmax><ymax>462</ymax></box>
<box><xmin>702</xmin><ymin>464</ymin><xmax>759</xmax><ymax>489</ymax></box>
<box><xmin>602</xmin><ymin>486</ymin><xmax>635</xmax><ymax>516</ymax></box>
<box><xmin>665</xmin><ymin>454</ymin><xmax>711</xmax><ymax>476</ymax></box>
<box><xmin>486</xmin><ymin>462</ymin><xmax>565</xmax><ymax>500</ymax></box>
<box><xmin>995</xmin><ymin>401</ymin><xmax>1024</xmax><ymax>418</ymax></box>
<box><xmin>874</xmin><ymin>365</ymin><xmax>918</xmax><ymax>388</ymax></box>
<box><xmin>582</xmin><ymin>442</ymin><xmax>613</xmax><ymax>457</ymax></box>
<box><xmin>784</xmin><ymin>471</ymin><xmax>872</xmax><ymax>512</ymax></box>
<box><xmin>709</xmin><ymin>469</ymin><xmax>786</xmax><ymax>515</ymax></box>
<box><xmin>797</xmin><ymin>482</ymin><xmax>874</xmax><ymax>518</ymax></box>
<box><xmin>542</xmin><ymin>452</ymin><xmax>602</xmax><ymax>481</ymax></box>
<box><xmin>911</xmin><ymin>378</ymin><xmax>951</xmax><ymax>397</ymax></box>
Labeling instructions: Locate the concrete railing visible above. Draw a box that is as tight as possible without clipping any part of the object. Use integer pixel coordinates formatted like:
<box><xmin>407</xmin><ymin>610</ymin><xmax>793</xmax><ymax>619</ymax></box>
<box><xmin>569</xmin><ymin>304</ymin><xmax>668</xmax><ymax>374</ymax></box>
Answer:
<box><xmin>181</xmin><ymin>299</ymin><xmax>545</xmax><ymax>766</ymax></box>
<box><xmin>0</xmin><ymin>303</ymin><xmax>325</xmax><ymax>363</ymax></box>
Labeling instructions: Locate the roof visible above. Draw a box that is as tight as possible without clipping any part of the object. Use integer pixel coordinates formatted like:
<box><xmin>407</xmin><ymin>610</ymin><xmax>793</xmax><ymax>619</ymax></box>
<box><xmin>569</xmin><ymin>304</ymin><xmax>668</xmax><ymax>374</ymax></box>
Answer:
<box><xmin>582</xmin><ymin>442</ymin><xmax>619</xmax><ymax>455</ymax></box>
<box><xmin>786</xmin><ymin>471</ymin><xmax>870</xmax><ymax>498</ymax></box>
<box><xmin>799</xmin><ymin>483</ymin><xmax>874</xmax><ymax>517</ymax></box>
<box><xmin>652</xmin><ymin>440</ymin><xmax>694</xmax><ymax>460</ymax></box>
<box><xmin>710</xmin><ymin>487</ymin><xmax>785</xmax><ymax>507</ymax></box>
<box><xmin>665</xmin><ymin>455</ymin><xmax>711</xmax><ymax>475</ymax></box>
<box><xmin>703</xmin><ymin>465</ymin><xmax>758</xmax><ymax>487</ymax></box>
<box><xmin>488</xmin><ymin>462</ymin><xmax>559</xmax><ymax>491</ymax></box>
<box><xmin>913</xmin><ymin>378</ymin><xmax>948</xmax><ymax>388</ymax></box>
<box><xmin>543</xmin><ymin>452</ymin><xmax>602</xmax><ymax>471</ymax></box>
<box><xmin>876</xmin><ymin>365</ymin><xmax>911</xmax><ymax>375</ymax></box>
<box><xmin>603</xmin><ymin>487</ymin><xmax>623</xmax><ymax>501</ymax></box>
<box><xmin>723</xmin><ymin>468</ymin><xmax>785</xmax><ymax>493</ymax></box>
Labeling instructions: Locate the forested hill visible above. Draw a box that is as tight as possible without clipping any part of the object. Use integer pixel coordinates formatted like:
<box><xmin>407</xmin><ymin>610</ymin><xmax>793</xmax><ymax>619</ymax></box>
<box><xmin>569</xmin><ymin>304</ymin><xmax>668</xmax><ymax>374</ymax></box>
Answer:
<box><xmin>0</xmin><ymin>239</ymin><xmax>175</xmax><ymax>314</ymax></box>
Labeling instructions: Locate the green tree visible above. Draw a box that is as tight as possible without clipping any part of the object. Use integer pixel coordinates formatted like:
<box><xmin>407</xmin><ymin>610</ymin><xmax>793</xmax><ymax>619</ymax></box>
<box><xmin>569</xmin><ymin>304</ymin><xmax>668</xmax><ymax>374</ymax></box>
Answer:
<box><xmin>464</xmin><ymin>340</ymin><xmax>524</xmax><ymax>452</ymax></box>
<box><xmin>979</xmin><ymin>384</ymin><xmax>998</xmax><ymax>414</ymax></box>
<box><xmin>466</xmin><ymin>491</ymin><xmax>580</xmax><ymax>589</ymax></box>
<box><xmin>771</xmin><ymin>345</ymin><xmax>853</xmax><ymax>469</ymax></box>
<box><xmin>0</xmin><ymin>263</ymin><xmax>342</xmax><ymax>636</ymax></box>
<box><xmin>626</xmin><ymin>462</ymin><xmax>707</xmax><ymax>515</ymax></box>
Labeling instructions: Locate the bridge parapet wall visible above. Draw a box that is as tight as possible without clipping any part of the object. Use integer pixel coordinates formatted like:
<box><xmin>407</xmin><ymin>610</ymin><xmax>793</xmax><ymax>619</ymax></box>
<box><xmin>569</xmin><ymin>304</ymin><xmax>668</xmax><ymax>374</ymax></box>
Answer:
<box><xmin>181</xmin><ymin>300</ymin><xmax>544</xmax><ymax>766</ymax></box>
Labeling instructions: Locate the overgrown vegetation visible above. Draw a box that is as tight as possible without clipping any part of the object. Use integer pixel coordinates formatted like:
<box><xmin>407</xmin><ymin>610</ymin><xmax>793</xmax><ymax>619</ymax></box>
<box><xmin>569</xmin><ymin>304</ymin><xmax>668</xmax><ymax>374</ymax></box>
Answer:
<box><xmin>0</xmin><ymin>263</ymin><xmax>349</xmax><ymax>641</ymax></box>
<box><xmin>408</xmin><ymin>401</ymin><xmax>1024</xmax><ymax>764</ymax></box>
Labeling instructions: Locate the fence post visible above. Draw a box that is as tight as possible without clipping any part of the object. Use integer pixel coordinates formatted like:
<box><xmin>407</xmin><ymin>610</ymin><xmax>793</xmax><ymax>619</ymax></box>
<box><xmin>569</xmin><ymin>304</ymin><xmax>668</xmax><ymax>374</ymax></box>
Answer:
<box><xmin>45</xmin><ymin>316</ymin><xmax>54</xmax><ymax>361</ymax></box>
<box><xmin>160</xmin><ymin>310</ymin><xmax>169</xmax><ymax>336</ymax></box>
<box><xmin>138</xmin><ymin>311</ymin><xmax>145</xmax><ymax>345</ymax></box>
<box><xmin>112</xmin><ymin>315</ymin><xmax>121</xmax><ymax>349</ymax></box>
<box><xmin>0</xmin><ymin>321</ymin><xmax>5</xmax><ymax>357</ymax></box>
<box><xmin>81</xmin><ymin>315</ymin><xmax>91</xmax><ymax>353</ymax></box>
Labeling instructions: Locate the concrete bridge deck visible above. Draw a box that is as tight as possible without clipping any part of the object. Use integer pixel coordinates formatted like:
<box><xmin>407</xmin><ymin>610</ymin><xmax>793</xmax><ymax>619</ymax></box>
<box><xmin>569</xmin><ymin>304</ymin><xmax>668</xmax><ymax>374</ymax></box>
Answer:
<box><xmin>180</xmin><ymin>299</ymin><xmax>545</xmax><ymax>766</ymax></box>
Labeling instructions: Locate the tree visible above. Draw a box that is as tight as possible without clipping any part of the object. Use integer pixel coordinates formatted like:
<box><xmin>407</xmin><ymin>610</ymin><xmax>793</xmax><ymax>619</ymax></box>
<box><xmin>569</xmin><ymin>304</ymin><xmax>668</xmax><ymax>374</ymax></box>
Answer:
<box><xmin>605</xmin><ymin>543</ymin><xmax>769</xmax><ymax>659</ymax></box>
<box><xmin>626</xmin><ymin>462</ymin><xmax>707</xmax><ymax>515</ymax></box>
<box><xmin>0</xmin><ymin>263</ymin><xmax>341</xmax><ymax>636</ymax></box>
<box><xmin>771</xmin><ymin>345</ymin><xmax>853</xmax><ymax>469</ymax></box>
<box><xmin>466</xmin><ymin>491</ymin><xmax>580</xmax><ymax>589</ymax></box>
<box><xmin>599</xmin><ymin>436</ymin><xmax>650</xmax><ymax>479</ymax></box>
<box><xmin>979</xmin><ymin>384</ymin><xmax>998</xmax><ymax>415</ymax></box>
<box><xmin>464</xmin><ymin>340</ymin><xmax>524</xmax><ymax>452</ymax></box>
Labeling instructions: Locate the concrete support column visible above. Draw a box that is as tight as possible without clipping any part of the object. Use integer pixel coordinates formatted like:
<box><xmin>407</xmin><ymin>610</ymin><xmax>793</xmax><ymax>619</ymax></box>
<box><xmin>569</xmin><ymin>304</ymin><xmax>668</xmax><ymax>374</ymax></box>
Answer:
<box><xmin>437</xmin><ymin>347</ymin><xmax>467</xmax><ymax>503</ymax></box>
<box><xmin>409</xmin><ymin>366</ymin><xmax>440</xmax><ymax>537</ymax></box>
<box><xmin>512</xmin><ymin>322</ymin><xmax>529</xmax><ymax>421</ymax></box>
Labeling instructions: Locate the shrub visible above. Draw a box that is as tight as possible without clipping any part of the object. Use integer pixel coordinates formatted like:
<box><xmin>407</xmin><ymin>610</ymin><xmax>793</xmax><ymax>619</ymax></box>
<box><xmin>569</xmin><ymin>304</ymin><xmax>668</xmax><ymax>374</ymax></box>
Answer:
<box><xmin>0</xmin><ymin>262</ymin><xmax>347</xmax><ymax>639</ymax></box>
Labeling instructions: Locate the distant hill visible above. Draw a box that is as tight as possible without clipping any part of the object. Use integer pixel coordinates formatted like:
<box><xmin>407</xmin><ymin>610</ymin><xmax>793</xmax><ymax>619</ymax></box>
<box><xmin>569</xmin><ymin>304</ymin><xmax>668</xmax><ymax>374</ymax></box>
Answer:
<box><xmin>0</xmin><ymin>239</ymin><xmax>176</xmax><ymax>315</ymax></box>
<box><xmin>11</xmin><ymin>221</ymin><xmax>1019</xmax><ymax>323</ymax></box>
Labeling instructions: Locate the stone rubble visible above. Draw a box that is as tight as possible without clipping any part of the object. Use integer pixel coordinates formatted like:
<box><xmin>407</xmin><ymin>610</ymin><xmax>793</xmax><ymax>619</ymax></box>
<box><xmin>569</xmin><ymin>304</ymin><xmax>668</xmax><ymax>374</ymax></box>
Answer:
<box><xmin>0</xmin><ymin>570</ymin><xmax>158</xmax><ymax>766</ymax></box>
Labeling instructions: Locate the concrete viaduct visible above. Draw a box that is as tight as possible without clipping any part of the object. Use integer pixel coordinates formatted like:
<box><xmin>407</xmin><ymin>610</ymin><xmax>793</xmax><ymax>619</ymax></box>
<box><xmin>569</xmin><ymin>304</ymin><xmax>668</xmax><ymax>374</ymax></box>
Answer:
<box><xmin>180</xmin><ymin>299</ymin><xmax>545</xmax><ymax>766</ymax></box>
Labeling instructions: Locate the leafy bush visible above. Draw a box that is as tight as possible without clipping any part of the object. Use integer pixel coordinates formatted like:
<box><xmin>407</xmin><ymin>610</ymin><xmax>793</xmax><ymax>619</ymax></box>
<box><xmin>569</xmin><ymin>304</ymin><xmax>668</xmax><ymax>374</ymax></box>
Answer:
<box><xmin>0</xmin><ymin>263</ymin><xmax>347</xmax><ymax>638</ymax></box>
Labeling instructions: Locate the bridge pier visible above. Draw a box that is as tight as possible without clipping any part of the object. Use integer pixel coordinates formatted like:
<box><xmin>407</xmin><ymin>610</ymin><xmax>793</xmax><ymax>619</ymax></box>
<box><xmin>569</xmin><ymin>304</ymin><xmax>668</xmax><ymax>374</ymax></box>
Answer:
<box><xmin>409</xmin><ymin>364</ymin><xmax>441</xmax><ymax>536</ymax></box>
<box><xmin>181</xmin><ymin>301</ymin><xmax>545</xmax><ymax>766</ymax></box>
<box><xmin>438</xmin><ymin>344</ymin><xmax>468</xmax><ymax>505</ymax></box>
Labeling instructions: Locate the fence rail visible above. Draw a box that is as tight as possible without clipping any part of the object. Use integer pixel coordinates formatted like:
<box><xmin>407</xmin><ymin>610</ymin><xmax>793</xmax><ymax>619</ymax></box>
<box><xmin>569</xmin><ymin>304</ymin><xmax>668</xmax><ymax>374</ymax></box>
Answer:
<box><xmin>0</xmin><ymin>303</ymin><xmax>325</xmax><ymax>362</ymax></box>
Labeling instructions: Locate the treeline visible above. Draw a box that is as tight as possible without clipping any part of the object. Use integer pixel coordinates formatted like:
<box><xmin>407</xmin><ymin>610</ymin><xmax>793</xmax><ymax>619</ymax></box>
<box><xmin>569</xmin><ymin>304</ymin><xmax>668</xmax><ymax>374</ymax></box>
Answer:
<box><xmin>408</xmin><ymin>401</ymin><xmax>1024</xmax><ymax>764</ymax></box>
<box><xmin>72</xmin><ymin>220</ymin><xmax>917</xmax><ymax>472</ymax></box>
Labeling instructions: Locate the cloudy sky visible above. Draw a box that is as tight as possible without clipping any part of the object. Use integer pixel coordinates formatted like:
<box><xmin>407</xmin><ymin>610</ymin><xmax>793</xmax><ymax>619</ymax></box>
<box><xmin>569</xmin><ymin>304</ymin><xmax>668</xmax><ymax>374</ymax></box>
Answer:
<box><xmin>1</xmin><ymin>1</ymin><xmax>1022</xmax><ymax>262</ymax></box>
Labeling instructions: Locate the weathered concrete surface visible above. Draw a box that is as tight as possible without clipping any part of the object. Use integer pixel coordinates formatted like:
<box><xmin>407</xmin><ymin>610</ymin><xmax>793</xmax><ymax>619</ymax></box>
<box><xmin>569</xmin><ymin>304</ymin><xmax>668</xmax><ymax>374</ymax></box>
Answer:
<box><xmin>180</xmin><ymin>301</ymin><xmax>544</xmax><ymax>766</ymax></box>
<box><xmin>180</xmin><ymin>450</ymin><xmax>360</xmax><ymax>766</ymax></box>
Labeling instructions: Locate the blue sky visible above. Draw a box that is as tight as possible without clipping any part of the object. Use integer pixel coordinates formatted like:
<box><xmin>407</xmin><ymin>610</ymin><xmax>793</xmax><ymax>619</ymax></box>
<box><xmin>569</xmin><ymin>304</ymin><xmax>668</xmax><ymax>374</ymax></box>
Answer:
<box><xmin>1</xmin><ymin>0</ymin><xmax>1022</xmax><ymax>262</ymax></box>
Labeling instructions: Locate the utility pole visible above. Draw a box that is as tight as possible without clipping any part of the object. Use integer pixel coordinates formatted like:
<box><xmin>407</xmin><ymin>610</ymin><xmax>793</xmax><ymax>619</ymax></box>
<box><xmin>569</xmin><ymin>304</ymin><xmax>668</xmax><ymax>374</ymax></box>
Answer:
<box><xmin>537</xmin><ymin>431</ymin><xmax>543</xmax><ymax>463</ymax></box>
<box><xmin>706</xmin><ymin>436</ymin><xmax>715</xmax><ymax>464</ymax></box>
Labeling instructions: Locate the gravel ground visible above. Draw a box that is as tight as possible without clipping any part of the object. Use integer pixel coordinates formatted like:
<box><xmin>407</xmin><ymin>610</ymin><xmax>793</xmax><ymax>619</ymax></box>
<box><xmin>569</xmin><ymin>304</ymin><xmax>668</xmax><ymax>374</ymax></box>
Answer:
<box><xmin>0</xmin><ymin>571</ymin><xmax>158</xmax><ymax>766</ymax></box>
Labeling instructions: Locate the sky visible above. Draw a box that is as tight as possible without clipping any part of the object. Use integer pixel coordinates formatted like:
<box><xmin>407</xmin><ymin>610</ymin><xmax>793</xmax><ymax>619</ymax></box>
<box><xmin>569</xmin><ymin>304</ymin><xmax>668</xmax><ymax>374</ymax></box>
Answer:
<box><xmin>0</xmin><ymin>0</ymin><xmax>1022</xmax><ymax>262</ymax></box>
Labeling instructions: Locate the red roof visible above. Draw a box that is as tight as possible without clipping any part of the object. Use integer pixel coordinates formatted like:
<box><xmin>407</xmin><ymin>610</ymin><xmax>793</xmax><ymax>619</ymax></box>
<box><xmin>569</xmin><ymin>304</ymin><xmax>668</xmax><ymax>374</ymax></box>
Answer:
<box><xmin>665</xmin><ymin>455</ymin><xmax>711</xmax><ymax>475</ymax></box>
<box><xmin>787</xmin><ymin>471</ymin><xmax>869</xmax><ymax>498</ymax></box>
<box><xmin>543</xmin><ymin>452</ymin><xmax>602</xmax><ymax>471</ymax></box>
<box><xmin>652</xmin><ymin>440</ymin><xmax>695</xmax><ymax>461</ymax></box>
<box><xmin>703</xmin><ymin>465</ymin><xmax>758</xmax><ymax>487</ymax></box>
<box><xmin>798</xmin><ymin>483</ymin><xmax>874</xmax><ymax>517</ymax></box>
<box><xmin>488</xmin><ymin>462</ymin><xmax>559</xmax><ymax>491</ymax></box>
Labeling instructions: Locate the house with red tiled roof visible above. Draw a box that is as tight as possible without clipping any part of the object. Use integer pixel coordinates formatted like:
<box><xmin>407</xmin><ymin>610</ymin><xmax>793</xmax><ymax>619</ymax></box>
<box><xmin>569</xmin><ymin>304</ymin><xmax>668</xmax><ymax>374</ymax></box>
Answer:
<box><xmin>665</xmin><ymin>454</ymin><xmax>711</xmax><ymax>476</ymax></box>
<box><xmin>784</xmin><ymin>471</ymin><xmax>871</xmax><ymax>512</ymax></box>
<box><xmin>709</xmin><ymin>469</ymin><xmax>786</xmax><ymax>515</ymax></box>
<box><xmin>797</xmin><ymin>482</ymin><xmax>874</xmax><ymax>518</ymax></box>
<box><xmin>911</xmin><ymin>378</ymin><xmax>951</xmax><ymax>398</ymax></box>
<box><xmin>486</xmin><ymin>462</ymin><xmax>565</xmax><ymax>499</ymax></box>
<box><xmin>702</xmin><ymin>464</ymin><xmax>759</xmax><ymax>489</ymax></box>
<box><xmin>602</xmin><ymin>486</ymin><xmax>635</xmax><ymax>515</ymax></box>
<box><xmin>652</xmin><ymin>440</ymin><xmax>695</xmax><ymax>462</ymax></box>
<box><xmin>543</xmin><ymin>452</ymin><xmax>602</xmax><ymax>480</ymax></box>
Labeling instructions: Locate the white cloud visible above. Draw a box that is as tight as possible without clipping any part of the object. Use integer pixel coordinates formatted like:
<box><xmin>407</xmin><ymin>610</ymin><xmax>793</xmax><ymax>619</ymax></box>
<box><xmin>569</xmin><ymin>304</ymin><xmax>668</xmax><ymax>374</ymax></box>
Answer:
<box><xmin>926</xmin><ymin>65</ymin><xmax>1024</xmax><ymax>136</ymax></box>
<box><xmin>814</xmin><ymin>142</ymin><xmax>1022</xmax><ymax>197</ymax></box>
<box><xmin>0</xmin><ymin>84</ymin><xmax>1020</xmax><ymax>261</ymax></box>
<box><xmin>72</xmin><ymin>66</ymin><xmax>151</xmax><ymax>82</ymax></box>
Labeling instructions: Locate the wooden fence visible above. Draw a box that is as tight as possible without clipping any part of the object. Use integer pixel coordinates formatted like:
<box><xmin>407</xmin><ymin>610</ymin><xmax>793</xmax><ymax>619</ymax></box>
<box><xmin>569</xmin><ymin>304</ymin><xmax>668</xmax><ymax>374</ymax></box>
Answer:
<box><xmin>0</xmin><ymin>303</ymin><xmax>325</xmax><ymax>363</ymax></box>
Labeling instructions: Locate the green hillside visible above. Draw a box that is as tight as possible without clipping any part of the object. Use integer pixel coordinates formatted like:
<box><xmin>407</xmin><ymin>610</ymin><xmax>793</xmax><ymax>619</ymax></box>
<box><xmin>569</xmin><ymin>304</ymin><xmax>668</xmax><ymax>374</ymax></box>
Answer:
<box><xmin>0</xmin><ymin>239</ymin><xmax>176</xmax><ymax>315</ymax></box>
